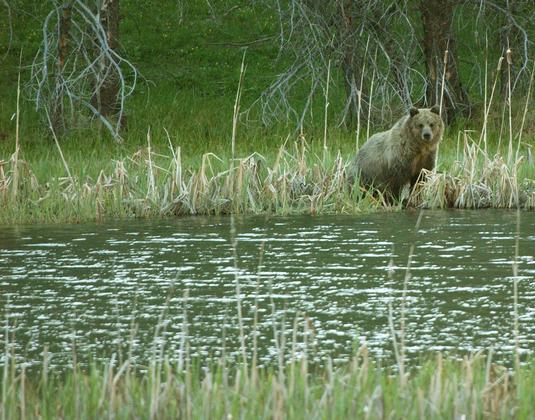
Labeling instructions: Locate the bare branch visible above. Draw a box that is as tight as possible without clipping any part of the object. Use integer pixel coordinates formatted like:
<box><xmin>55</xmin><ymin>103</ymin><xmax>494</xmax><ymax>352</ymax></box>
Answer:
<box><xmin>249</xmin><ymin>0</ymin><xmax>420</xmax><ymax>128</ymax></box>
<box><xmin>251</xmin><ymin>0</ymin><xmax>533</xmax><ymax>128</ymax></box>
<box><xmin>28</xmin><ymin>0</ymin><xmax>139</xmax><ymax>141</ymax></box>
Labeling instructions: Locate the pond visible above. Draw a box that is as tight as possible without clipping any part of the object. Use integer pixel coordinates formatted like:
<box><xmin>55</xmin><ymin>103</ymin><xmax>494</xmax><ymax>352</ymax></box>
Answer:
<box><xmin>1</xmin><ymin>210</ymin><xmax>534</xmax><ymax>369</ymax></box>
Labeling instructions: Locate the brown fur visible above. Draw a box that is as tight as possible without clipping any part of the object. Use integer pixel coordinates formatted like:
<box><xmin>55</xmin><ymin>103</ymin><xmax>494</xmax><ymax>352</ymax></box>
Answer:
<box><xmin>349</xmin><ymin>106</ymin><xmax>444</xmax><ymax>200</ymax></box>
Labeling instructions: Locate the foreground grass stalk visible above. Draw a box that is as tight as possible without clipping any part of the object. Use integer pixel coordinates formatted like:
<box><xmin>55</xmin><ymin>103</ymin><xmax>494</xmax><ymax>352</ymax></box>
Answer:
<box><xmin>506</xmin><ymin>48</ymin><xmax>514</xmax><ymax>167</ymax></box>
<box><xmin>11</xmin><ymin>51</ymin><xmax>22</xmax><ymax>201</ymax></box>
<box><xmin>230</xmin><ymin>214</ymin><xmax>249</xmax><ymax>375</ymax></box>
<box><xmin>479</xmin><ymin>56</ymin><xmax>504</xmax><ymax>155</ymax></box>
<box><xmin>323</xmin><ymin>60</ymin><xmax>331</xmax><ymax>162</ymax></box>
<box><xmin>435</xmin><ymin>46</ymin><xmax>448</xmax><ymax>170</ymax></box>
<box><xmin>365</xmin><ymin>47</ymin><xmax>378</xmax><ymax>143</ymax></box>
<box><xmin>232</xmin><ymin>51</ymin><xmax>246</xmax><ymax>164</ymax></box>
<box><xmin>483</xmin><ymin>37</ymin><xmax>489</xmax><ymax>157</ymax></box>
<box><xmin>517</xmin><ymin>61</ymin><xmax>535</xmax><ymax>163</ymax></box>
<box><xmin>1</xmin><ymin>316</ymin><xmax>9</xmax><ymax>420</ymax></box>
<box><xmin>387</xmin><ymin>260</ymin><xmax>403</xmax><ymax>388</ymax></box>
<box><xmin>353</xmin><ymin>34</ymin><xmax>371</xmax><ymax>152</ymax></box>
<box><xmin>45</xmin><ymin>108</ymin><xmax>73</xmax><ymax>183</ymax></box>
<box><xmin>513</xmin><ymin>208</ymin><xmax>521</xmax><ymax>383</ymax></box>
<box><xmin>251</xmin><ymin>241</ymin><xmax>265</xmax><ymax>386</ymax></box>
<box><xmin>0</xmin><ymin>350</ymin><xmax>532</xmax><ymax>419</ymax></box>
<box><xmin>398</xmin><ymin>210</ymin><xmax>423</xmax><ymax>389</ymax></box>
<box><xmin>146</xmin><ymin>128</ymin><xmax>156</xmax><ymax>203</ymax></box>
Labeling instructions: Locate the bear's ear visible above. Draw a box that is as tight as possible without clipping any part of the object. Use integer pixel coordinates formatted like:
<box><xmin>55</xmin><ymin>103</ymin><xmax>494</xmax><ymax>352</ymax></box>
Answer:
<box><xmin>409</xmin><ymin>107</ymin><xmax>419</xmax><ymax>117</ymax></box>
<box><xmin>430</xmin><ymin>105</ymin><xmax>440</xmax><ymax>115</ymax></box>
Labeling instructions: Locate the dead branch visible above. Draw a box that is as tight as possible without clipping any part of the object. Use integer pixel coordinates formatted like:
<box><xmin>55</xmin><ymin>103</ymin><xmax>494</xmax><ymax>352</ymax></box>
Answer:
<box><xmin>28</xmin><ymin>0</ymin><xmax>138</xmax><ymax>141</ymax></box>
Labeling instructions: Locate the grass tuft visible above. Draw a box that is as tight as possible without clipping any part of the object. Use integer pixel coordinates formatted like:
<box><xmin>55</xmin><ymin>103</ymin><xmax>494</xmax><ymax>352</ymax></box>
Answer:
<box><xmin>1</xmin><ymin>347</ymin><xmax>533</xmax><ymax>419</ymax></box>
<box><xmin>0</xmin><ymin>127</ymin><xmax>533</xmax><ymax>224</ymax></box>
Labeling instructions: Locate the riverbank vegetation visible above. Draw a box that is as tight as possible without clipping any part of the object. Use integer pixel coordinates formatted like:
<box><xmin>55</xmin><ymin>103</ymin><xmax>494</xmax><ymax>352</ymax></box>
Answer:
<box><xmin>1</xmin><ymin>3</ymin><xmax>534</xmax><ymax>417</ymax></box>
<box><xmin>1</xmin><ymin>348</ymin><xmax>532</xmax><ymax>419</ymax></box>
<box><xmin>1</xmin><ymin>1</ymin><xmax>534</xmax><ymax>224</ymax></box>
<box><xmin>1</xmin><ymin>127</ymin><xmax>534</xmax><ymax>225</ymax></box>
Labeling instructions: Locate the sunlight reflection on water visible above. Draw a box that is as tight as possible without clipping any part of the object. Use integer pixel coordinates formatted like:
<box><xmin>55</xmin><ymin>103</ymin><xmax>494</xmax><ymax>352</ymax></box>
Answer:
<box><xmin>1</xmin><ymin>210</ymin><xmax>534</xmax><ymax>368</ymax></box>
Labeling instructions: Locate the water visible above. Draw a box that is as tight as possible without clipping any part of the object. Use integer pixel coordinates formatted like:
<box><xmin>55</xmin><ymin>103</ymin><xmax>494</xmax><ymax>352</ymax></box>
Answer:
<box><xmin>1</xmin><ymin>210</ymin><xmax>534</xmax><ymax>368</ymax></box>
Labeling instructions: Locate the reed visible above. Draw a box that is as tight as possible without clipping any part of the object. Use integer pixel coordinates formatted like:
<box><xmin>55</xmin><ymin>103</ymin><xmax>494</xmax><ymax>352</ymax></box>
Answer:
<box><xmin>0</xmin><ymin>125</ymin><xmax>533</xmax><ymax>225</ymax></box>
<box><xmin>0</xmin><ymin>342</ymin><xmax>533</xmax><ymax>419</ymax></box>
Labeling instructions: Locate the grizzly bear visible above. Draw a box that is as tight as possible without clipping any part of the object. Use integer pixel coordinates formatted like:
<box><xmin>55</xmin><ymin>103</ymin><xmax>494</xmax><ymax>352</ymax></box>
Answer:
<box><xmin>349</xmin><ymin>106</ymin><xmax>444</xmax><ymax>200</ymax></box>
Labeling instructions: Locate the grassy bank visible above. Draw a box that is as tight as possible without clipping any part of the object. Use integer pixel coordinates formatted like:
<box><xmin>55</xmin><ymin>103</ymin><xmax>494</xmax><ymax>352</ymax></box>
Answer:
<box><xmin>0</xmin><ymin>2</ymin><xmax>533</xmax><ymax>224</ymax></box>
<box><xmin>0</xmin><ymin>126</ymin><xmax>534</xmax><ymax>224</ymax></box>
<box><xmin>1</xmin><ymin>348</ymin><xmax>533</xmax><ymax>419</ymax></box>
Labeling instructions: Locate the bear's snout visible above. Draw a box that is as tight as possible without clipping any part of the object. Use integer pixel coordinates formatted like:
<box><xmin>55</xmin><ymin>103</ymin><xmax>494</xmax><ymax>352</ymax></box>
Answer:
<box><xmin>422</xmin><ymin>129</ymin><xmax>432</xmax><ymax>141</ymax></box>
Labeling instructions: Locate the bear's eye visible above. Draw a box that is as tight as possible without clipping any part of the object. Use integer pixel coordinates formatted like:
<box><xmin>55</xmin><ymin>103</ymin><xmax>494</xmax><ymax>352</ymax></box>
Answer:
<box><xmin>430</xmin><ymin>123</ymin><xmax>435</xmax><ymax>128</ymax></box>
<box><xmin>418</xmin><ymin>124</ymin><xmax>424</xmax><ymax>129</ymax></box>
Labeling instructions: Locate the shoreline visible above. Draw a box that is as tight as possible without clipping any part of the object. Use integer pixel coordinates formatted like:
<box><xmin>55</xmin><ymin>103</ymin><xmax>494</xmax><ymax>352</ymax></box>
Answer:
<box><xmin>1</xmin><ymin>142</ymin><xmax>534</xmax><ymax>225</ymax></box>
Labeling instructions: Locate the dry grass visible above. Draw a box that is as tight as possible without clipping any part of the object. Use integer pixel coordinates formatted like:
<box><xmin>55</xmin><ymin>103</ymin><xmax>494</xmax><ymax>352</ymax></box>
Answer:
<box><xmin>1</xmin><ymin>342</ymin><xmax>532</xmax><ymax>419</ymax></box>
<box><xmin>0</xmin><ymin>127</ymin><xmax>533</xmax><ymax>224</ymax></box>
<box><xmin>410</xmin><ymin>137</ymin><xmax>535</xmax><ymax>209</ymax></box>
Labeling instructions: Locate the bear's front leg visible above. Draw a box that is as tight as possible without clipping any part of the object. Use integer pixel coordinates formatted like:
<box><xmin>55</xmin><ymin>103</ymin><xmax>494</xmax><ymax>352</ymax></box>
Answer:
<box><xmin>410</xmin><ymin>151</ymin><xmax>436</xmax><ymax>188</ymax></box>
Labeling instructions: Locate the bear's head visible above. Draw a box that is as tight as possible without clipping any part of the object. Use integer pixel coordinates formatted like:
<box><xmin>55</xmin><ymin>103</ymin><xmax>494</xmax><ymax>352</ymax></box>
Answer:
<box><xmin>408</xmin><ymin>106</ymin><xmax>444</xmax><ymax>145</ymax></box>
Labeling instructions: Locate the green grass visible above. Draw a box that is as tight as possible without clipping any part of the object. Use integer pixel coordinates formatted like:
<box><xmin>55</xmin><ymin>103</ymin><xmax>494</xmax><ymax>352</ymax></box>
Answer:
<box><xmin>1</xmin><ymin>4</ymin><xmax>533</xmax><ymax>417</ymax></box>
<box><xmin>0</xmin><ymin>124</ymin><xmax>534</xmax><ymax>224</ymax></box>
<box><xmin>1</xmin><ymin>349</ymin><xmax>534</xmax><ymax>419</ymax></box>
<box><xmin>0</xmin><ymin>1</ymin><xmax>534</xmax><ymax>224</ymax></box>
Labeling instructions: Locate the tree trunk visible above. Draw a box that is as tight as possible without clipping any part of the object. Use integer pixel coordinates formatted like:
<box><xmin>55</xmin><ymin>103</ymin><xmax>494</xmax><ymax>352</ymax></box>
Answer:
<box><xmin>338</xmin><ymin>0</ymin><xmax>368</xmax><ymax>127</ymax></box>
<box><xmin>58</xmin><ymin>4</ymin><xmax>71</xmax><ymax>70</ymax></box>
<box><xmin>420</xmin><ymin>0</ymin><xmax>469</xmax><ymax>122</ymax></box>
<box><xmin>53</xmin><ymin>3</ymin><xmax>72</xmax><ymax>134</ymax></box>
<box><xmin>93</xmin><ymin>0</ymin><xmax>121</xmax><ymax>119</ymax></box>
